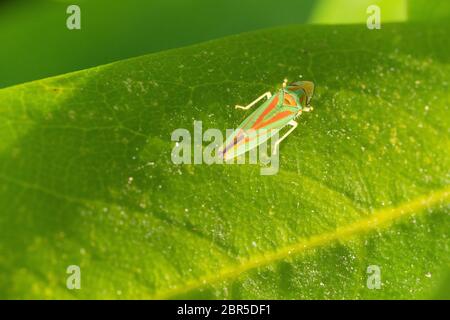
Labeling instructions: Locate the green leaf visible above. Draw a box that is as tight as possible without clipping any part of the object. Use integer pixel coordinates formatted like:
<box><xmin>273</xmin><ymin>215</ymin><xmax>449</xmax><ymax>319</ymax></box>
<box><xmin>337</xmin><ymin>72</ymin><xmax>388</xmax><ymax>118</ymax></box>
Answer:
<box><xmin>0</xmin><ymin>22</ymin><xmax>449</xmax><ymax>299</ymax></box>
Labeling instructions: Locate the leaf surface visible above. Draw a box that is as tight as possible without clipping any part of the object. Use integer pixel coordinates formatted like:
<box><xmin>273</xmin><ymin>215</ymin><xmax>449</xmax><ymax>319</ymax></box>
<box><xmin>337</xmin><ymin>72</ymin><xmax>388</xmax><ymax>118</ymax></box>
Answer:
<box><xmin>0</xmin><ymin>22</ymin><xmax>449</xmax><ymax>299</ymax></box>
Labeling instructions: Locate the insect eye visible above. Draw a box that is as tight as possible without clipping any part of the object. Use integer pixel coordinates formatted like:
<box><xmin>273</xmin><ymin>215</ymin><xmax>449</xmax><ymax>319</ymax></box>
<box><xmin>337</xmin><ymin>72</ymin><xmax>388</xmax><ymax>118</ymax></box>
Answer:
<box><xmin>299</xmin><ymin>94</ymin><xmax>306</xmax><ymax>105</ymax></box>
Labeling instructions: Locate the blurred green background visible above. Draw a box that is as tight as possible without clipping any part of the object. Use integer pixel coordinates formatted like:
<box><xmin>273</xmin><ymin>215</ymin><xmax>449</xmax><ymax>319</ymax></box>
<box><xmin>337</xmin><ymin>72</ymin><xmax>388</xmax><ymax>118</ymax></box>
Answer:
<box><xmin>0</xmin><ymin>0</ymin><xmax>448</xmax><ymax>87</ymax></box>
<box><xmin>0</xmin><ymin>0</ymin><xmax>414</xmax><ymax>88</ymax></box>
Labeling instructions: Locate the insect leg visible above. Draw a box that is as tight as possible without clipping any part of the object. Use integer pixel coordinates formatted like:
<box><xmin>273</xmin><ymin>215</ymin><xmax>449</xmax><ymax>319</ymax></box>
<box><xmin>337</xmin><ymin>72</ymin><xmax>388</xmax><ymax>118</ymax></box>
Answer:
<box><xmin>235</xmin><ymin>91</ymin><xmax>272</xmax><ymax>110</ymax></box>
<box><xmin>272</xmin><ymin>120</ymin><xmax>297</xmax><ymax>155</ymax></box>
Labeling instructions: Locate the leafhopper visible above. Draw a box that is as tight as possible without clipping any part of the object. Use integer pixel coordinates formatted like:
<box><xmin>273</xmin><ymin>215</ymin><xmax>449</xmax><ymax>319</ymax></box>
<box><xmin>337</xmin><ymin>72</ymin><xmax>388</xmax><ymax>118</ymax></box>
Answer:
<box><xmin>220</xmin><ymin>79</ymin><xmax>315</xmax><ymax>160</ymax></box>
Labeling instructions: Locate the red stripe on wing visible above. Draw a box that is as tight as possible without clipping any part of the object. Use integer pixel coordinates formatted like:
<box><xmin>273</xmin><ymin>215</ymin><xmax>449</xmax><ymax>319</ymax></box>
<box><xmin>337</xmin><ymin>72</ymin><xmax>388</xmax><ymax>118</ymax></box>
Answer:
<box><xmin>250</xmin><ymin>95</ymin><xmax>279</xmax><ymax>129</ymax></box>
<box><xmin>252</xmin><ymin>111</ymin><xmax>294</xmax><ymax>130</ymax></box>
<box><xmin>221</xmin><ymin>130</ymin><xmax>245</xmax><ymax>155</ymax></box>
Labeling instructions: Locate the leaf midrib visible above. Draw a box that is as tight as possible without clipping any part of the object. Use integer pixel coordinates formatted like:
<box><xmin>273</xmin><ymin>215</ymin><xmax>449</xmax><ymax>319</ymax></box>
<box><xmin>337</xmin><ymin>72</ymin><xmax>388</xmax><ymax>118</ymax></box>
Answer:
<box><xmin>154</xmin><ymin>187</ymin><xmax>450</xmax><ymax>299</ymax></box>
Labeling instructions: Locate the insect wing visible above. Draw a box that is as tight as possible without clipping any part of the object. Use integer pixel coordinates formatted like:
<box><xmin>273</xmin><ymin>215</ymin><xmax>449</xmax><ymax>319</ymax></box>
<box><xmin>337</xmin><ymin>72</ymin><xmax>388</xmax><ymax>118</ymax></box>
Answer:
<box><xmin>221</xmin><ymin>92</ymin><xmax>296</xmax><ymax>159</ymax></box>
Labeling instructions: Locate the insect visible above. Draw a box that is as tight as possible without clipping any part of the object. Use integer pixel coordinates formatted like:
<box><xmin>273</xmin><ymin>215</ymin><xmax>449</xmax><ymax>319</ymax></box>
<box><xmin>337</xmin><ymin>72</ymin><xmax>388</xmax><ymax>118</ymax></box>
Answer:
<box><xmin>219</xmin><ymin>79</ymin><xmax>314</xmax><ymax>160</ymax></box>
